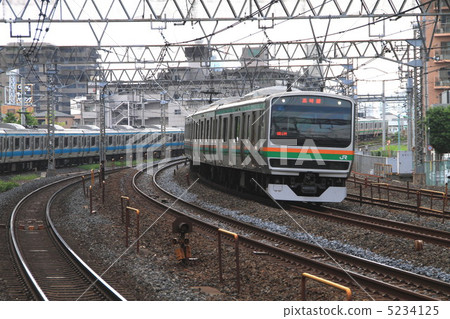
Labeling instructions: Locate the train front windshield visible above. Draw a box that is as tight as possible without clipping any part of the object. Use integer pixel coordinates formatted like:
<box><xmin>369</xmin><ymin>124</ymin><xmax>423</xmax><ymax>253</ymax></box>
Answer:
<box><xmin>270</xmin><ymin>95</ymin><xmax>353</xmax><ymax>148</ymax></box>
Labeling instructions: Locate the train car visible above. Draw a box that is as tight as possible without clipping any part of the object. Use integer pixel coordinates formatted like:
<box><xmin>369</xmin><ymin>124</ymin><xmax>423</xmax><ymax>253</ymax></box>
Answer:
<box><xmin>185</xmin><ymin>87</ymin><xmax>355</xmax><ymax>203</ymax></box>
<box><xmin>357</xmin><ymin>118</ymin><xmax>386</xmax><ymax>139</ymax></box>
<box><xmin>0</xmin><ymin>123</ymin><xmax>184</xmax><ymax>173</ymax></box>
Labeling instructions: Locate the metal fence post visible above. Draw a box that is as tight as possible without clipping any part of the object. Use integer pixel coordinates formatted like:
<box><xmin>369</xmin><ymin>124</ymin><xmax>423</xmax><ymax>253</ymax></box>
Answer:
<box><xmin>218</xmin><ymin>228</ymin><xmax>240</xmax><ymax>294</ymax></box>
<box><xmin>89</xmin><ymin>185</ymin><xmax>93</xmax><ymax>214</ymax></box>
<box><xmin>81</xmin><ymin>176</ymin><xmax>86</xmax><ymax>197</ymax></box>
<box><xmin>120</xmin><ymin>196</ymin><xmax>130</xmax><ymax>224</ymax></box>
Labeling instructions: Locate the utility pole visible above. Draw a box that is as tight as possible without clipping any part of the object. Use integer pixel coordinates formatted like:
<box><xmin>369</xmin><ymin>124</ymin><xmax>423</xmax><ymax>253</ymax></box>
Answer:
<box><xmin>99</xmin><ymin>82</ymin><xmax>107</xmax><ymax>181</ymax></box>
<box><xmin>20</xmin><ymin>76</ymin><xmax>26</xmax><ymax>125</ymax></box>
<box><xmin>413</xmin><ymin>26</ymin><xmax>425</xmax><ymax>185</ymax></box>
<box><xmin>46</xmin><ymin>64</ymin><xmax>57</xmax><ymax>176</ymax></box>
<box><xmin>160</xmin><ymin>91</ymin><xmax>167</xmax><ymax>158</ymax></box>
<box><xmin>141</xmin><ymin>90</ymin><xmax>145</xmax><ymax>127</ymax></box>
<box><xmin>382</xmin><ymin>80</ymin><xmax>386</xmax><ymax>150</ymax></box>
<box><xmin>406</xmin><ymin>77</ymin><xmax>413</xmax><ymax>151</ymax></box>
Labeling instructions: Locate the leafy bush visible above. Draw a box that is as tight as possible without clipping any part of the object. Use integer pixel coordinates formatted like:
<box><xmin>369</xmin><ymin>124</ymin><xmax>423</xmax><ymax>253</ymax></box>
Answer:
<box><xmin>0</xmin><ymin>181</ymin><xmax>19</xmax><ymax>193</ymax></box>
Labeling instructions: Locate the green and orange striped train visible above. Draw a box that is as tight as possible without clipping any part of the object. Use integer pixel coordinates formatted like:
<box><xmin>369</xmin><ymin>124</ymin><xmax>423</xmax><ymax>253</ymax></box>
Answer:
<box><xmin>185</xmin><ymin>87</ymin><xmax>355</xmax><ymax>203</ymax></box>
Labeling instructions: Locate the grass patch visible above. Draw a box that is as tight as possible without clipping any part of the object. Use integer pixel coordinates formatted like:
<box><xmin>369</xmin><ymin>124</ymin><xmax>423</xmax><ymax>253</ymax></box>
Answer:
<box><xmin>0</xmin><ymin>180</ymin><xmax>19</xmax><ymax>193</ymax></box>
<box><xmin>371</xmin><ymin>144</ymin><xmax>408</xmax><ymax>157</ymax></box>
<box><xmin>79</xmin><ymin>163</ymin><xmax>101</xmax><ymax>170</ymax></box>
<box><xmin>10</xmin><ymin>174</ymin><xmax>40</xmax><ymax>182</ymax></box>
<box><xmin>78</xmin><ymin>159</ymin><xmax>151</xmax><ymax>170</ymax></box>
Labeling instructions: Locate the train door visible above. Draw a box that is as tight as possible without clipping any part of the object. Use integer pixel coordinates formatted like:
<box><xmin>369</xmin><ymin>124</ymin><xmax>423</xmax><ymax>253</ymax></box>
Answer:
<box><xmin>233</xmin><ymin>114</ymin><xmax>240</xmax><ymax>166</ymax></box>
<box><xmin>37</xmin><ymin>136</ymin><xmax>43</xmax><ymax>158</ymax></box>
<box><xmin>8</xmin><ymin>137</ymin><xmax>13</xmax><ymax>159</ymax></box>
<box><xmin>206</xmin><ymin>119</ymin><xmax>211</xmax><ymax>160</ymax></box>
<box><xmin>108</xmin><ymin>135</ymin><xmax>113</xmax><ymax>156</ymax></box>
<box><xmin>53</xmin><ymin>136</ymin><xmax>59</xmax><ymax>159</ymax></box>
<box><xmin>73</xmin><ymin>136</ymin><xmax>80</xmax><ymax>154</ymax></box>
<box><xmin>240</xmin><ymin>113</ymin><xmax>250</xmax><ymax>163</ymax></box>
<box><xmin>64</xmin><ymin>136</ymin><xmax>70</xmax><ymax>155</ymax></box>
<box><xmin>33</xmin><ymin>137</ymin><xmax>38</xmax><ymax>158</ymax></box>
<box><xmin>81</xmin><ymin>135</ymin><xmax>86</xmax><ymax>158</ymax></box>
<box><xmin>0</xmin><ymin>136</ymin><xmax>4</xmax><ymax>163</ymax></box>
<box><xmin>24</xmin><ymin>136</ymin><xmax>31</xmax><ymax>158</ymax></box>
<box><xmin>15</xmin><ymin>137</ymin><xmax>23</xmax><ymax>159</ymax></box>
<box><xmin>217</xmin><ymin>116</ymin><xmax>222</xmax><ymax>161</ymax></box>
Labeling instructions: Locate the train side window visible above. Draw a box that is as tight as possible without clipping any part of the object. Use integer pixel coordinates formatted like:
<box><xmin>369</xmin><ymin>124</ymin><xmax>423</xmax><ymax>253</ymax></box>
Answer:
<box><xmin>35</xmin><ymin>137</ymin><xmax>40</xmax><ymax>148</ymax></box>
<box><xmin>73</xmin><ymin>136</ymin><xmax>78</xmax><ymax>147</ymax></box>
<box><xmin>234</xmin><ymin>116</ymin><xmax>240</xmax><ymax>140</ymax></box>
<box><xmin>254</xmin><ymin>112</ymin><xmax>261</xmax><ymax>142</ymax></box>
<box><xmin>242</xmin><ymin>113</ymin><xmax>247</xmax><ymax>140</ymax></box>
<box><xmin>212</xmin><ymin>118</ymin><xmax>217</xmax><ymax>139</ymax></box>
<box><xmin>223</xmin><ymin>117</ymin><xmax>228</xmax><ymax>142</ymax></box>
<box><xmin>109</xmin><ymin>136</ymin><xmax>113</xmax><ymax>145</ymax></box>
<box><xmin>91</xmin><ymin>136</ymin><xmax>96</xmax><ymax>146</ymax></box>
<box><xmin>229</xmin><ymin>115</ymin><xmax>233</xmax><ymax>140</ymax></box>
<box><xmin>245</xmin><ymin>114</ymin><xmax>251</xmax><ymax>140</ymax></box>
<box><xmin>15</xmin><ymin>138</ymin><xmax>20</xmax><ymax>150</ymax></box>
<box><xmin>206</xmin><ymin>120</ymin><xmax>210</xmax><ymax>140</ymax></box>
<box><xmin>25</xmin><ymin>137</ymin><xmax>30</xmax><ymax>149</ymax></box>
<box><xmin>64</xmin><ymin>137</ymin><xmax>69</xmax><ymax>148</ymax></box>
<box><xmin>251</xmin><ymin>111</ymin><xmax>257</xmax><ymax>144</ymax></box>
<box><xmin>195</xmin><ymin>121</ymin><xmax>199</xmax><ymax>139</ymax></box>
<box><xmin>218</xmin><ymin>117</ymin><xmax>222</xmax><ymax>140</ymax></box>
<box><xmin>258</xmin><ymin>111</ymin><xmax>265</xmax><ymax>139</ymax></box>
<box><xmin>200</xmin><ymin>120</ymin><xmax>204</xmax><ymax>140</ymax></box>
<box><xmin>54</xmin><ymin>137</ymin><xmax>60</xmax><ymax>148</ymax></box>
<box><xmin>185</xmin><ymin>122</ymin><xmax>192</xmax><ymax>136</ymax></box>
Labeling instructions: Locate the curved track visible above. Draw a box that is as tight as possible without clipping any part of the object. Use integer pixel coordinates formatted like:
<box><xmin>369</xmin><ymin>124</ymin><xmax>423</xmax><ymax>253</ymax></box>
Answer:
<box><xmin>131</xmin><ymin>159</ymin><xmax>450</xmax><ymax>301</ymax></box>
<box><xmin>8</xmin><ymin>173</ymin><xmax>126</xmax><ymax>301</ymax></box>
<box><xmin>347</xmin><ymin>178</ymin><xmax>449</xmax><ymax>218</ymax></box>
<box><xmin>288</xmin><ymin>204</ymin><xmax>450</xmax><ymax>247</ymax></box>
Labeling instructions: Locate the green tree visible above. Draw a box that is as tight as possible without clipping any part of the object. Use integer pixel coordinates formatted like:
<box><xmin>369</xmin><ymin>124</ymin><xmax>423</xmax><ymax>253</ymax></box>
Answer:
<box><xmin>3</xmin><ymin>112</ymin><xmax>18</xmax><ymax>123</ymax></box>
<box><xmin>25</xmin><ymin>113</ymin><xmax>38</xmax><ymax>126</ymax></box>
<box><xmin>425</xmin><ymin>105</ymin><xmax>450</xmax><ymax>155</ymax></box>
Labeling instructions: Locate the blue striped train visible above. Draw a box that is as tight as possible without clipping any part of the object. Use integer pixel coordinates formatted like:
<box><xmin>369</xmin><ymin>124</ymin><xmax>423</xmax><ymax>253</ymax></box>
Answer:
<box><xmin>0</xmin><ymin>123</ymin><xmax>184</xmax><ymax>173</ymax></box>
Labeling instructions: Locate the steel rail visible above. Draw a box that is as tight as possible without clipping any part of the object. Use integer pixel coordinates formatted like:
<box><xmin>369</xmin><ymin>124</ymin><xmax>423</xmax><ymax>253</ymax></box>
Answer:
<box><xmin>289</xmin><ymin>204</ymin><xmax>450</xmax><ymax>247</ymax></box>
<box><xmin>131</xmin><ymin>159</ymin><xmax>450</xmax><ymax>301</ymax></box>
<box><xmin>346</xmin><ymin>194</ymin><xmax>450</xmax><ymax>218</ymax></box>
<box><xmin>46</xmin><ymin>183</ymin><xmax>126</xmax><ymax>301</ymax></box>
<box><xmin>8</xmin><ymin>169</ymin><xmax>126</xmax><ymax>301</ymax></box>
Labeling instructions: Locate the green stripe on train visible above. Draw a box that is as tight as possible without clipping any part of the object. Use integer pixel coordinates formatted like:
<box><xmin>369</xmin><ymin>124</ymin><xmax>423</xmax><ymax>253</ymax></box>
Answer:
<box><xmin>259</xmin><ymin>151</ymin><xmax>353</xmax><ymax>161</ymax></box>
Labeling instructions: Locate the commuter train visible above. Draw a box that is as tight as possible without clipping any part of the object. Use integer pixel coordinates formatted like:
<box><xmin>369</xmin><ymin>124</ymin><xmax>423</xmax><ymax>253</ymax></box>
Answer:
<box><xmin>0</xmin><ymin>123</ymin><xmax>184</xmax><ymax>173</ymax></box>
<box><xmin>185</xmin><ymin>87</ymin><xmax>355</xmax><ymax>202</ymax></box>
<box><xmin>357</xmin><ymin>118</ymin><xmax>387</xmax><ymax>139</ymax></box>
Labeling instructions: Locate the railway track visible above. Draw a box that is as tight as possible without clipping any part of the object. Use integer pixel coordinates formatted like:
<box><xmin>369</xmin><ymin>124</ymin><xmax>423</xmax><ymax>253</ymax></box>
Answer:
<box><xmin>288</xmin><ymin>204</ymin><xmax>450</xmax><ymax>247</ymax></box>
<box><xmin>130</xmin><ymin>159</ymin><xmax>450</xmax><ymax>301</ymax></box>
<box><xmin>346</xmin><ymin>193</ymin><xmax>449</xmax><ymax>218</ymax></box>
<box><xmin>8</xmin><ymin>172</ymin><xmax>126</xmax><ymax>301</ymax></box>
<box><xmin>348</xmin><ymin>177</ymin><xmax>449</xmax><ymax>218</ymax></box>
